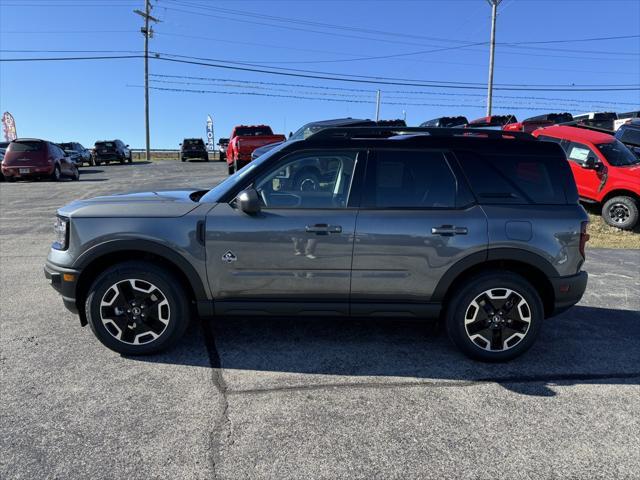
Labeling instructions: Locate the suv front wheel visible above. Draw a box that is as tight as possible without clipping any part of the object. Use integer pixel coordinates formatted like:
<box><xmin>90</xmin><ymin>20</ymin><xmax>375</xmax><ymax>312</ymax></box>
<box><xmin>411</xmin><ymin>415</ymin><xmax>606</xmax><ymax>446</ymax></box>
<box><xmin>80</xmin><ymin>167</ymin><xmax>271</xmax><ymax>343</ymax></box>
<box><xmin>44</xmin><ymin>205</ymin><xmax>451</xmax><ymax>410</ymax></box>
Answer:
<box><xmin>602</xmin><ymin>196</ymin><xmax>638</xmax><ymax>230</ymax></box>
<box><xmin>446</xmin><ymin>271</ymin><xmax>543</xmax><ymax>362</ymax></box>
<box><xmin>84</xmin><ymin>261</ymin><xmax>190</xmax><ymax>355</ymax></box>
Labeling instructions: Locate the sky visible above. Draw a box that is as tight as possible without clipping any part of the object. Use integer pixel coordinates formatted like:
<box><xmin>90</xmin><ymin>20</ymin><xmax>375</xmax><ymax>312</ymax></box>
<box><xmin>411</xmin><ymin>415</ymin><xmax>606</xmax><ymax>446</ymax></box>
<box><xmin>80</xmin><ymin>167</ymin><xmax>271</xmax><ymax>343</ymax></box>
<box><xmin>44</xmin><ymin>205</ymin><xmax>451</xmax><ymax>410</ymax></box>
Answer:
<box><xmin>1</xmin><ymin>0</ymin><xmax>639</xmax><ymax>149</ymax></box>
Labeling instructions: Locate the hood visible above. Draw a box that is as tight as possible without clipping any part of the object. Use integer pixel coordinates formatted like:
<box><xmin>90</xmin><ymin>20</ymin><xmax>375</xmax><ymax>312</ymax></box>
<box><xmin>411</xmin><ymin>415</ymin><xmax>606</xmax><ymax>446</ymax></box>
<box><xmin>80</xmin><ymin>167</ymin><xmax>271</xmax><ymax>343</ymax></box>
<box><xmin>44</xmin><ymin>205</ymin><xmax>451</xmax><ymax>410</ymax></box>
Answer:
<box><xmin>58</xmin><ymin>189</ymin><xmax>202</xmax><ymax>218</ymax></box>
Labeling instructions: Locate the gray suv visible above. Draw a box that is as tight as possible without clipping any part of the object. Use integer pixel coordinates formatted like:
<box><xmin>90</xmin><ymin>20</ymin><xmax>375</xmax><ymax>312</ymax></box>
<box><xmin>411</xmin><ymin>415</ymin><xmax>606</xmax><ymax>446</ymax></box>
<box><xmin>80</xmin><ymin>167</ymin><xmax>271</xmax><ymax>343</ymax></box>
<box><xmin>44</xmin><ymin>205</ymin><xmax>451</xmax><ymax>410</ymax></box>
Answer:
<box><xmin>45</xmin><ymin>127</ymin><xmax>589</xmax><ymax>361</ymax></box>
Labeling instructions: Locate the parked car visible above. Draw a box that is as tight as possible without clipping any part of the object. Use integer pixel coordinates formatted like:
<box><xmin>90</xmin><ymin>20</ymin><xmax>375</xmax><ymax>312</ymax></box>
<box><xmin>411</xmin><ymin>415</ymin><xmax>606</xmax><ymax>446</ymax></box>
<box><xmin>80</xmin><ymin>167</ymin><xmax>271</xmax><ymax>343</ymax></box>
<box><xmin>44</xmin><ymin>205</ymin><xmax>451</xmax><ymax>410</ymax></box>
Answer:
<box><xmin>180</xmin><ymin>138</ymin><xmax>208</xmax><ymax>162</ymax></box>
<box><xmin>251</xmin><ymin>118</ymin><xmax>377</xmax><ymax>161</ymax></box>
<box><xmin>503</xmin><ymin>113</ymin><xmax>574</xmax><ymax>133</ymax></box>
<box><xmin>60</xmin><ymin>142</ymin><xmax>93</xmax><ymax>166</ymax></box>
<box><xmin>573</xmin><ymin>112</ymin><xmax>618</xmax><ymax>131</ymax></box>
<box><xmin>615</xmin><ymin>119</ymin><xmax>640</xmax><ymax>158</ymax></box>
<box><xmin>466</xmin><ymin>115</ymin><xmax>518</xmax><ymax>130</ymax></box>
<box><xmin>45</xmin><ymin>126</ymin><xmax>589</xmax><ymax>362</ymax></box>
<box><xmin>226</xmin><ymin>125</ymin><xmax>286</xmax><ymax>174</ymax></box>
<box><xmin>420</xmin><ymin>116</ymin><xmax>468</xmax><ymax>128</ymax></box>
<box><xmin>0</xmin><ymin>147</ymin><xmax>6</xmax><ymax>181</ymax></box>
<box><xmin>2</xmin><ymin>138</ymin><xmax>79</xmax><ymax>181</ymax></box>
<box><xmin>614</xmin><ymin>112</ymin><xmax>640</xmax><ymax>131</ymax></box>
<box><xmin>94</xmin><ymin>140</ymin><xmax>132</xmax><ymax>165</ymax></box>
<box><xmin>534</xmin><ymin>125</ymin><xmax>640</xmax><ymax>229</ymax></box>
<box><xmin>217</xmin><ymin>138</ymin><xmax>229</xmax><ymax>162</ymax></box>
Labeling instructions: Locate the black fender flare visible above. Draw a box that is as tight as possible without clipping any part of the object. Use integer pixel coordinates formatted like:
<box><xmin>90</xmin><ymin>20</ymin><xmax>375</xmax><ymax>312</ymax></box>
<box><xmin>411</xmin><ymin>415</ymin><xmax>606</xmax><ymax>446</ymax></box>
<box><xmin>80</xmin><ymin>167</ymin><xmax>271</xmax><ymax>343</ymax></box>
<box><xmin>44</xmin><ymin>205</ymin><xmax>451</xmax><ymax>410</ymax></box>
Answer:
<box><xmin>431</xmin><ymin>248</ymin><xmax>557</xmax><ymax>303</ymax></box>
<box><xmin>73</xmin><ymin>239</ymin><xmax>210</xmax><ymax>302</ymax></box>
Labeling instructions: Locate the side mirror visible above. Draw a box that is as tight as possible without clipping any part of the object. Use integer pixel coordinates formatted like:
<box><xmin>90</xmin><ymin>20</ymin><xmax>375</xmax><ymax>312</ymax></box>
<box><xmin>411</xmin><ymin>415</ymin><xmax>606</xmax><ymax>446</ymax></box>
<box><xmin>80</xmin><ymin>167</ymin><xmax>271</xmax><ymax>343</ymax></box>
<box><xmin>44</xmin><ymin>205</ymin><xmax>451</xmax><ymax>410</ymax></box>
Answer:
<box><xmin>236</xmin><ymin>187</ymin><xmax>261</xmax><ymax>214</ymax></box>
<box><xmin>582</xmin><ymin>157</ymin><xmax>599</xmax><ymax>170</ymax></box>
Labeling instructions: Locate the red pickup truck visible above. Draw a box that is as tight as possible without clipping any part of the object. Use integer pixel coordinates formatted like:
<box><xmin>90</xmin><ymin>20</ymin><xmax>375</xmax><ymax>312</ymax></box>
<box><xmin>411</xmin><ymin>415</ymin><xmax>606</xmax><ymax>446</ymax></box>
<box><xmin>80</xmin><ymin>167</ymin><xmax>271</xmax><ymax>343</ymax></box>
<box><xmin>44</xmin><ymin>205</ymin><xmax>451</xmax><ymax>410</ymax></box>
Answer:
<box><xmin>533</xmin><ymin>125</ymin><xmax>640</xmax><ymax>230</ymax></box>
<box><xmin>226</xmin><ymin>125</ymin><xmax>286</xmax><ymax>174</ymax></box>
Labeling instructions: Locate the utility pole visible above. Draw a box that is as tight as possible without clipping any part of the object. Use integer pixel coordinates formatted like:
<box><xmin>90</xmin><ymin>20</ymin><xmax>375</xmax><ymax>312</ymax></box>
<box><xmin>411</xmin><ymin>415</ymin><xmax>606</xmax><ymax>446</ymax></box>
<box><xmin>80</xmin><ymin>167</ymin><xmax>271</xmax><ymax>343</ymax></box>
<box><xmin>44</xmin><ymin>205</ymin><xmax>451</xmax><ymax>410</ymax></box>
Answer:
<box><xmin>134</xmin><ymin>1</ymin><xmax>159</xmax><ymax>162</ymax></box>
<box><xmin>486</xmin><ymin>0</ymin><xmax>502</xmax><ymax>117</ymax></box>
<box><xmin>375</xmin><ymin>90</ymin><xmax>381</xmax><ymax>121</ymax></box>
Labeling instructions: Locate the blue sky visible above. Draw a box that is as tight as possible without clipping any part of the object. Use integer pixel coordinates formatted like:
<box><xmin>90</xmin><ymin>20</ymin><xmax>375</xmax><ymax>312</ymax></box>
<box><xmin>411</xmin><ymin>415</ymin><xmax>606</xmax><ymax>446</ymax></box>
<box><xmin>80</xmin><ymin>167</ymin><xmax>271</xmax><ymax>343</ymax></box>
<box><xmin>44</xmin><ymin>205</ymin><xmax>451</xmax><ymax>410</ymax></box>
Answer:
<box><xmin>1</xmin><ymin>0</ymin><xmax>639</xmax><ymax>149</ymax></box>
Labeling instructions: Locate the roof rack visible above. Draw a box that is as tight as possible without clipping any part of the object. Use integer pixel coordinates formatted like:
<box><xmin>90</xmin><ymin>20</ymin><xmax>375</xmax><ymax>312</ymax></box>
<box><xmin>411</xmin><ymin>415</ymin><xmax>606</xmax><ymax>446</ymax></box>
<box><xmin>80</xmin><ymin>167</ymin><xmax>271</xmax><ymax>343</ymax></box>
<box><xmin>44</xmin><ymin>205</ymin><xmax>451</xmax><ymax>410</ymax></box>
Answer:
<box><xmin>308</xmin><ymin>126</ymin><xmax>536</xmax><ymax>141</ymax></box>
<box><xmin>557</xmin><ymin>120</ymin><xmax>614</xmax><ymax>135</ymax></box>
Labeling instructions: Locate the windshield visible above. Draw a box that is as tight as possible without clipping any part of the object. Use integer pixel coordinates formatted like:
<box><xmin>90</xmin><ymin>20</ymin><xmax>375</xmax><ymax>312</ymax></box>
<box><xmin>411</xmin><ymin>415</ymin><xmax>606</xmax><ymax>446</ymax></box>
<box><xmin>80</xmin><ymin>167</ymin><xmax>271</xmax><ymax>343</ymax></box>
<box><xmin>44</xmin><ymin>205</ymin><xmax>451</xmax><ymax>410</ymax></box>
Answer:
<box><xmin>60</xmin><ymin>143</ymin><xmax>74</xmax><ymax>150</ymax></box>
<box><xmin>8</xmin><ymin>141</ymin><xmax>44</xmax><ymax>153</ymax></box>
<box><xmin>199</xmin><ymin>142</ymin><xmax>288</xmax><ymax>203</ymax></box>
<box><xmin>597</xmin><ymin>140</ymin><xmax>640</xmax><ymax>166</ymax></box>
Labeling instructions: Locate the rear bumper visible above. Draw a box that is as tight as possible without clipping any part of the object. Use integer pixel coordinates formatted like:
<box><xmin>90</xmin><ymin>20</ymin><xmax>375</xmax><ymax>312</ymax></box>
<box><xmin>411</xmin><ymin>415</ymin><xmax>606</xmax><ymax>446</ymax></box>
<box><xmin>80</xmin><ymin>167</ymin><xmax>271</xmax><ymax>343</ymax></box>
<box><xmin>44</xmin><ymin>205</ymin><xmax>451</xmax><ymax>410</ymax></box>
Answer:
<box><xmin>550</xmin><ymin>271</ymin><xmax>588</xmax><ymax>315</ymax></box>
<box><xmin>2</xmin><ymin>165</ymin><xmax>54</xmax><ymax>177</ymax></box>
<box><xmin>95</xmin><ymin>153</ymin><xmax>122</xmax><ymax>161</ymax></box>
<box><xmin>181</xmin><ymin>151</ymin><xmax>207</xmax><ymax>159</ymax></box>
<box><xmin>44</xmin><ymin>261</ymin><xmax>81</xmax><ymax>315</ymax></box>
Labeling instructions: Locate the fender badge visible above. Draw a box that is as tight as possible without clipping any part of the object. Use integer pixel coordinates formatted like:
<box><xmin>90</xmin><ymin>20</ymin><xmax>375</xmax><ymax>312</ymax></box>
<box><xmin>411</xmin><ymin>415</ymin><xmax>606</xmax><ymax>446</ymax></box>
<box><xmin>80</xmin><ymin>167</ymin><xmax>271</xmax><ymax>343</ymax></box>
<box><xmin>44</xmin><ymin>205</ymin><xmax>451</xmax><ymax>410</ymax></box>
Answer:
<box><xmin>222</xmin><ymin>250</ymin><xmax>237</xmax><ymax>263</ymax></box>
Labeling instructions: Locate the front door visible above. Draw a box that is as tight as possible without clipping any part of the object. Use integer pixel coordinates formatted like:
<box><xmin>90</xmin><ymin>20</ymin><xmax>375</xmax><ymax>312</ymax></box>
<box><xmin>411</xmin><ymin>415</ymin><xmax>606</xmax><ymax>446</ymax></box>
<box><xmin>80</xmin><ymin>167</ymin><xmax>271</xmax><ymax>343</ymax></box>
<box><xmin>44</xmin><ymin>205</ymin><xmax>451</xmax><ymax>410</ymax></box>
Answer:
<box><xmin>563</xmin><ymin>141</ymin><xmax>605</xmax><ymax>200</ymax></box>
<box><xmin>206</xmin><ymin>149</ymin><xmax>364</xmax><ymax>315</ymax></box>
<box><xmin>351</xmin><ymin>149</ymin><xmax>488</xmax><ymax>315</ymax></box>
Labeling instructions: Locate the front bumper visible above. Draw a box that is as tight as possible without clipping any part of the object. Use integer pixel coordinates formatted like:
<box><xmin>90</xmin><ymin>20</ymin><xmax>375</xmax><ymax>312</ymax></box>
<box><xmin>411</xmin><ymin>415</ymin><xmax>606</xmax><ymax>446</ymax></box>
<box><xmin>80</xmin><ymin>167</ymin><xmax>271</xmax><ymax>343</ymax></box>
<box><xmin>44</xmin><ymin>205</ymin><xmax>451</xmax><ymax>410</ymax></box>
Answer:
<box><xmin>550</xmin><ymin>271</ymin><xmax>588</xmax><ymax>315</ymax></box>
<box><xmin>44</xmin><ymin>260</ymin><xmax>81</xmax><ymax>315</ymax></box>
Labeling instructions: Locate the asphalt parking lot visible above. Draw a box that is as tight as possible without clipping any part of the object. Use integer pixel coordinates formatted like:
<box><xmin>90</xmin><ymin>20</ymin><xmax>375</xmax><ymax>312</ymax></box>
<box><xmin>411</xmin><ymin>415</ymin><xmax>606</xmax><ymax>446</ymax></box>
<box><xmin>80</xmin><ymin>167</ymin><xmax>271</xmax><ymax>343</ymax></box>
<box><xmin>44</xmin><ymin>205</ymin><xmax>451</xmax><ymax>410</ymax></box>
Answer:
<box><xmin>1</xmin><ymin>160</ymin><xmax>639</xmax><ymax>479</ymax></box>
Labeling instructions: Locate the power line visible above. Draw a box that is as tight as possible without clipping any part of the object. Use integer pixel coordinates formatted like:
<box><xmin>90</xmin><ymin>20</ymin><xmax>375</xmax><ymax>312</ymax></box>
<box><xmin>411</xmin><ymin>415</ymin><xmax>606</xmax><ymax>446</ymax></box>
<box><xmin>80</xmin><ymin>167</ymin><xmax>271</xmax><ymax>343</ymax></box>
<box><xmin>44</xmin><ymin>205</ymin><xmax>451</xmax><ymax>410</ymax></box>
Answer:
<box><xmin>149</xmin><ymin>74</ymin><xmax>640</xmax><ymax>106</ymax></box>
<box><xmin>2</xmin><ymin>54</ymin><xmax>639</xmax><ymax>92</ymax></box>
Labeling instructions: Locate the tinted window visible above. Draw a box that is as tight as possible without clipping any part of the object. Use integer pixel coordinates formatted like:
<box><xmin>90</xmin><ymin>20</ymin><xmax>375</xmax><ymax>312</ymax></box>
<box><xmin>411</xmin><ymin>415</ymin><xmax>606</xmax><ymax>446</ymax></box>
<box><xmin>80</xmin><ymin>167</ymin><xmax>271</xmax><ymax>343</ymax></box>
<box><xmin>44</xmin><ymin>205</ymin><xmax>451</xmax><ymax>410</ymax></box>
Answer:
<box><xmin>596</xmin><ymin>140</ymin><xmax>640</xmax><ymax>166</ymax></box>
<box><xmin>254</xmin><ymin>150</ymin><xmax>359</xmax><ymax>209</ymax></box>
<box><xmin>235</xmin><ymin>127</ymin><xmax>273</xmax><ymax>136</ymax></box>
<box><xmin>184</xmin><ymin>139</ymin><xmax>204</xmax><ymax>147</ymax></box>
<box><xmin>364</xmin><ymin>150</ymin><xmax>464</xmax><ymax>209</ymax></box>
<box><xmin>96</xmin><ymin>142</ymin><xmax>114</xmax><ymax>148</ymax></box>
<box><xmin>8</xmin><ymin>141</ymin><xmax>44</xmax><ymax>153</ymax></box>
<box><xmin>618</xmin><ymin>127</ymin><xmax>640</xmax><ymax>147</ymax></box>
<box><xmin>456</xmin><ymin>150</ymin><xmax>567</xmax><ymax>205</ymax></box>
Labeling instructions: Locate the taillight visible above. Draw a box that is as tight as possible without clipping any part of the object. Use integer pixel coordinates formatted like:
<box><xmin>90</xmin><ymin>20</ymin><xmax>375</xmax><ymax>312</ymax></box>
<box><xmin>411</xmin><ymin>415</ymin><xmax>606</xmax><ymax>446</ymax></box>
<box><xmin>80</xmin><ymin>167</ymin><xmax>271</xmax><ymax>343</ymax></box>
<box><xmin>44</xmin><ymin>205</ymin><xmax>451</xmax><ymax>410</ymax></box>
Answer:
<box><xmin>579</xmin><ymin>221</ymin><xmax>590</xmax><ymax>258</ymax></box>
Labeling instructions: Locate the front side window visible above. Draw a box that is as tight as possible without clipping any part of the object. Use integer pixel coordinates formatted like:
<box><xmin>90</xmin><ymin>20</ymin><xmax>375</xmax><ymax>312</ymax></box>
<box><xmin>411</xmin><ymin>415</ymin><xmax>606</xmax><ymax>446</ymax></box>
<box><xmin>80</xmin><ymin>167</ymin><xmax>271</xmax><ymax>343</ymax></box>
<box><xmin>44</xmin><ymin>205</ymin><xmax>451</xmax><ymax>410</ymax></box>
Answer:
<box><xmin>565</xmin><ymin>141</ymin><xmax>599</xmax><ymax>166</ymax></box>
<box><xmin>254</xmin><ymin>150</ymin><xmax>359</xmax><ymax>209</ymax></box>
<box><xmin>364</xmin><ymin>150</ymin><xmax>463</xmax><ymax>209</ymax></box>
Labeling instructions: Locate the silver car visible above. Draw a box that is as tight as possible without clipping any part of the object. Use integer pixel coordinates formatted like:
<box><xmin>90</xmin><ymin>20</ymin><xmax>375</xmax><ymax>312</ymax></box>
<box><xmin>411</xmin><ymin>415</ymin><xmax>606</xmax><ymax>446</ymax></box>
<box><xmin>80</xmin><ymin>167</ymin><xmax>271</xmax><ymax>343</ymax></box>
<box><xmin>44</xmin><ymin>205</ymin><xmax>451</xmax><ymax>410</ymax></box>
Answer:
<box><xmin>45</xmin><ymin>127</ymin><xmax>589</xmax><ymax>361</ymax></box>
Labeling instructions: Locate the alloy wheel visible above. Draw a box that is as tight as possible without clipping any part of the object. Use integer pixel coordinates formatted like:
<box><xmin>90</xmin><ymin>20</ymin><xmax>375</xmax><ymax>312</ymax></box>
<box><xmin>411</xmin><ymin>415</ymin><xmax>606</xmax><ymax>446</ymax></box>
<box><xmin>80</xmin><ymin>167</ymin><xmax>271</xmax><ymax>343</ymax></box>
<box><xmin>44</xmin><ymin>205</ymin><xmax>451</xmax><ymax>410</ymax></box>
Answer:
<box><xmin>99</xmin><ymin>278</ymin><xmax>171</xmax><ymax>345</ymax></box>
<box><xmin>464</xmin><ymin>288</ymin><xmax>531</xmax><ymax>352</ymax></box>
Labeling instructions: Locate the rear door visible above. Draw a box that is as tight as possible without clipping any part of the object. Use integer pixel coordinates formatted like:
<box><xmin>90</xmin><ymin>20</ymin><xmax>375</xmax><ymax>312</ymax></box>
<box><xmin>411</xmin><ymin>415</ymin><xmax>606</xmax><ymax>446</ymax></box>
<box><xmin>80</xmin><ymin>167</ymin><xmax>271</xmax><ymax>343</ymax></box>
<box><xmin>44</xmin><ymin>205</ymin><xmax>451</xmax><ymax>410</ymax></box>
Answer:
<box><xmin>350</xmin><ymin>149</ymin><xmax>487</xmax><ymax>314</ymax></box>
<box><xmin>205</xmin><ymin>148</ymin><xmax>364</xmax><ymax>315</ymax></box>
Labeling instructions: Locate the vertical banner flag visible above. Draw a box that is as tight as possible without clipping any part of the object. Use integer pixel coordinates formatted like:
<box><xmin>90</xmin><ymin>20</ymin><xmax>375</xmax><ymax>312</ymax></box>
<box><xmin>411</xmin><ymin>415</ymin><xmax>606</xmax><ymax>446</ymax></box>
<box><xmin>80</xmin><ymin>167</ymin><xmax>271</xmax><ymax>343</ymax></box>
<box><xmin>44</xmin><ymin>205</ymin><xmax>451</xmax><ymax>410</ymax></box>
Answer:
<box><xmin>2</xmin><ymin>112</ymin><xmax>17</xmax><ymax>141</ymax></box>
<box><xmin>206</xmin><ymin>115</ymin><xmax>215</xmax><ymax>152</ymax></box>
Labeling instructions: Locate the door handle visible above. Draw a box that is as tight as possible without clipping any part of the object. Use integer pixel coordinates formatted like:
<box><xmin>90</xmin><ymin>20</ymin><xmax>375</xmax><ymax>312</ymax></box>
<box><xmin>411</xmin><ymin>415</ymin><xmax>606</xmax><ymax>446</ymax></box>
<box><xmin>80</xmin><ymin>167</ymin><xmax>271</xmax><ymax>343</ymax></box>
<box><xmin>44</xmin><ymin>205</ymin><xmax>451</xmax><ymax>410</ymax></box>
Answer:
<box><xmin>431</xmin><ymin>225</ymin><xmax>468</xmax><ymax>236</ymax></box>
<box><xmin>305</xmin><ymin>224</ymin><xmax>342</xmax><ymax>234</ymax></box>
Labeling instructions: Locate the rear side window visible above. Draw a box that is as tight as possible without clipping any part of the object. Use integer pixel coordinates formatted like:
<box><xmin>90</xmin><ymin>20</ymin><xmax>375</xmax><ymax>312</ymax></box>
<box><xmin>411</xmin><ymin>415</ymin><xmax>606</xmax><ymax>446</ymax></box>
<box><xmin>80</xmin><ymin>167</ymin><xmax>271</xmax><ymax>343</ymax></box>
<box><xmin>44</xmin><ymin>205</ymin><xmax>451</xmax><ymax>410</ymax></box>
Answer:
<box><xmin>363</xmin><ymin>150</ymin><xmax>471</xmax><ymax>209</ymax></box>
<box><xmin>456</xmin><ymin>150</ymin><xmax>568</xmax><ymax>205</ymax></box>
<box><xmin>8</xmin><ymin>141</ymin><xmax>44</xmax><ymax>153</ymax></box>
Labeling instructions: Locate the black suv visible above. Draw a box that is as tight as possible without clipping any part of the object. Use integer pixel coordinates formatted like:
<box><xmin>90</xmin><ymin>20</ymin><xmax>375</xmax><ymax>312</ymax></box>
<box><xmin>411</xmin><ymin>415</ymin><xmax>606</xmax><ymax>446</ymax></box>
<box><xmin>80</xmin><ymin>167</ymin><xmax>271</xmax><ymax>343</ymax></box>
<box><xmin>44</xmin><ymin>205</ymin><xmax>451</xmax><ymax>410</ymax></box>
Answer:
<box><xmin>180</xmin><ymin>138</ymin><xmax>208</xmax><ymax>162</ymax></box>
<box><xmin>46</xmin><ymin>127</ymin><xmax>589</xmax><ymax>361</ymax></box>
<box><xmin>94</xmin><ymin>140</ymin><xmax>131</xmax><ymax>165</ymax></box>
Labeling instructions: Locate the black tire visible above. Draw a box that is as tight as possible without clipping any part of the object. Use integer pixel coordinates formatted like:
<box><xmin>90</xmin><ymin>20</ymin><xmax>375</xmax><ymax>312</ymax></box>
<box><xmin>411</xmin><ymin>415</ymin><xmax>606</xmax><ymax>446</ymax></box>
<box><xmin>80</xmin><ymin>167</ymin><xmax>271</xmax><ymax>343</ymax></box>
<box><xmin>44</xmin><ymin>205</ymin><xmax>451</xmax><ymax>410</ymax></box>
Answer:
<box><xmin>128</xmin><ymin>154</ymin><xmax>133</xmax><ymax>164</ymax></box>
<box><xmin>50</xmin><ymin>165</ymin><xmax>61</xmax><ymax>182</ymax></box>
<box><xmin>445</xmin><ymin>271</ymin><xmax>544</xmax><ymax>362</ymax></box>
<box><xmin>602</xmin><ymin>196</ymin><xmax>638</xmax><ymax>230</ymax></box>
<box><xmin>204</xmin><ymin>154</ymin><xmax>209</xmax><ymax>162</ymax></box>
<box><xmin>72</xmin><ymin>167</ymin><xmax>80</xmax><ymax>181</ymax></box>
<box><xmin>85</xmin><ymin>261</ymin><xmax>190</xmax><ymax>355</ymax></box>
<box><xmin>228</xmin><ymin>163</ymin><xmax>234</xmax><ymax>175</ymax></box>
<box><xmin>181</xmin><ymin>156</ymin><xmax>186</xmax><ymax>162</ymax></box>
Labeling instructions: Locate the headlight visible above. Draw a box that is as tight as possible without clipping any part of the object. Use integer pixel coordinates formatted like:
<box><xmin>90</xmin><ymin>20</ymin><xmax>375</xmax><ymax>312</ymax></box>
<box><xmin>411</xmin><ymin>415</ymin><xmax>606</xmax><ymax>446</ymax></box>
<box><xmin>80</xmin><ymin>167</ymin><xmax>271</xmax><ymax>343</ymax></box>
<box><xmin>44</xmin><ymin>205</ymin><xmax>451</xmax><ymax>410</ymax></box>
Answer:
<box><xmin>53</xmin><ymin>216</ymin><xmax>69</xmax><ymax>250</ymax></box>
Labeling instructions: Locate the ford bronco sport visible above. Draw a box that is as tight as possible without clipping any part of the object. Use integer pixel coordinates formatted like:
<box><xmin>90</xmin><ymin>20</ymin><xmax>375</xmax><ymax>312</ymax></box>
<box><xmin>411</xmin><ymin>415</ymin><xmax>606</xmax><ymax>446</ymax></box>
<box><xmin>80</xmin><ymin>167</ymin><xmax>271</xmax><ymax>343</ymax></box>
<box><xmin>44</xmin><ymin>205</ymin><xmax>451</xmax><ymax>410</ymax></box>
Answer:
<box><xmin>45</xmin><ymin>127</ymin><xmax>589</xmax><ymax>362</ymax></box>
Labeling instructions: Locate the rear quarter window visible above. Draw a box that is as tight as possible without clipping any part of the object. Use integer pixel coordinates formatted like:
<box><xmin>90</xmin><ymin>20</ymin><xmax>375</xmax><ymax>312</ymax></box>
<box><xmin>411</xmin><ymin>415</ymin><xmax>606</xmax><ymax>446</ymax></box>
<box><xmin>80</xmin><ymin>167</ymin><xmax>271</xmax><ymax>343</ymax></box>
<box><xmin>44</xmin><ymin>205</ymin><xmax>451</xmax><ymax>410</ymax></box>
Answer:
<box><xmin>456</xmin><ymin>150</ymin><xmax>571</xmax><ymax>205</ymax></box>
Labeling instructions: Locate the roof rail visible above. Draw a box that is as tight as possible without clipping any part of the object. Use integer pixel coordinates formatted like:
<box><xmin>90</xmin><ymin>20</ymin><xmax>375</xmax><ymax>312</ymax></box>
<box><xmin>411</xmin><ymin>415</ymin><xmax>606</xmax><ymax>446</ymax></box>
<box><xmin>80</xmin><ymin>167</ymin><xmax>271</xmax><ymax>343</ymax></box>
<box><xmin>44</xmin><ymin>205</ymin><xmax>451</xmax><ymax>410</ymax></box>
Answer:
<box><xmin>557</xmin><ymin>120</ymin><xmax>614</xmax><ymax>134</ymax></box>
<box><xmin>307</xmin><ymin>126</ymin><xmax>536</xmax><ymax>141</ymax></box>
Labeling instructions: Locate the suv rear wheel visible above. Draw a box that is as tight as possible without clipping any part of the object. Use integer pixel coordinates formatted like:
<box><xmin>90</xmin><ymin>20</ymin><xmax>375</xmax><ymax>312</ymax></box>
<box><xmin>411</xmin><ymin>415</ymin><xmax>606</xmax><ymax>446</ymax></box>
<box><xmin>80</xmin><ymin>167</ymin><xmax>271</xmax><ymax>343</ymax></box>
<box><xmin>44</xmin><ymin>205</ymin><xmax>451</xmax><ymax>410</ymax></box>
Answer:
<box><xmin>84</xmin><ymin>261</ymin><xmax>190</xmax><ymax>355</ymax></box>
<box><xmin>445</xmin><ymin>271</ymin><xmax>543</xmax><ymax>362</ymax></box>
<box><xmin>602</xmin><ymin>196</ymin><xmax>638</xmax><ymax>230</ymax></box>
<box><xmin>50</xmin><ymin>165</ymin><xmax>61</xmax><ymax>182</ymax></box>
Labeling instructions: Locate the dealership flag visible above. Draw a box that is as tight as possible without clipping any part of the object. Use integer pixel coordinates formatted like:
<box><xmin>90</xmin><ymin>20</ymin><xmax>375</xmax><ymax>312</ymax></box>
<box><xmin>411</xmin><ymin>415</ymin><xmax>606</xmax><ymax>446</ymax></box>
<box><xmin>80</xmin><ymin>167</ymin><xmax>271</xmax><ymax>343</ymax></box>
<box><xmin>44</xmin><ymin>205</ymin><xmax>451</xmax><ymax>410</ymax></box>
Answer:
<box><xmin>2</xmin><ymin>112</ymin><xmax>17</xmax><ymax>141</ymax></box>
<box><xmin>206</xmin><ymin>115</ymin><xmax>214</xmax><ymax>152</ymax></box>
